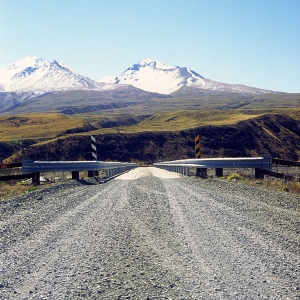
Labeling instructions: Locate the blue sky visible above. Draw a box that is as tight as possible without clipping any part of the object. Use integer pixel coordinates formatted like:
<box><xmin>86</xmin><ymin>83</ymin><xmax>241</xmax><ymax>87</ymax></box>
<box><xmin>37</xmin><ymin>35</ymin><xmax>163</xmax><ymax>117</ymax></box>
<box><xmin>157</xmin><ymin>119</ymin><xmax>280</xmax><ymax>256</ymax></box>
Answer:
<box><xmin>1</xmin><ymin>0</ymin><xmax>299</xmax><ymax>93</ymax></box>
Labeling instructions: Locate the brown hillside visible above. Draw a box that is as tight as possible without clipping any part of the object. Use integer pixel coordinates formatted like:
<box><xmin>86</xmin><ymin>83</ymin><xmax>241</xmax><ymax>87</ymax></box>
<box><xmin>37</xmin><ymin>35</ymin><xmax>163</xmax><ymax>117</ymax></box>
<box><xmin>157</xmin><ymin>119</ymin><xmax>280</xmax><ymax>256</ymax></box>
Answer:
<box><xmin>5</xmin><ymin>114</ymin><xmax>300</xmax><ymax>164</ymax></box>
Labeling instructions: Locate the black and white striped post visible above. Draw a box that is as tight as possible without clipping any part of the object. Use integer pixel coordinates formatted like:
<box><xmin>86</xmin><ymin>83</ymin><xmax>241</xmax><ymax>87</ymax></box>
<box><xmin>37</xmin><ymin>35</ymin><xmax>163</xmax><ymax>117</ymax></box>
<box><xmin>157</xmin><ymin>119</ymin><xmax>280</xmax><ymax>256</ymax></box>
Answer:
<box><xmin>89</xmin><ymin>135</ymin><xmax>99</xmax><ymax>177</ymax></box>
<box><xmin>91</xmin><ymin>135</ymin><xmax>98</xmax><ymax>161</ymax></box>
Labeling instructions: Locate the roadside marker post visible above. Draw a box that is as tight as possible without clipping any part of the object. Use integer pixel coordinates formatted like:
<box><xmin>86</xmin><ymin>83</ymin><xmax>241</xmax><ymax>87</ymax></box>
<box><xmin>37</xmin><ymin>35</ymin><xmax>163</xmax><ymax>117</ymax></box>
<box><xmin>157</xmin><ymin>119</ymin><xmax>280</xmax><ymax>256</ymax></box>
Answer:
<box><xmin>90</xmin><ymin>135</ymin><xmax>99</xmax><ymax>177</ymax></box>
<box><xmin>195</xmin><ymin>135</ymin><xmax>206</xmax><ymax>177</ymax></box>
<box><xmin>91</xmin><ymin>135</ymin><xmax>98</xmax><ymax>161</ymax></box>
<box><xmin>195</xmin><ymin>135</ymin><xmax>200</xmax><ymax>158</ymax></box>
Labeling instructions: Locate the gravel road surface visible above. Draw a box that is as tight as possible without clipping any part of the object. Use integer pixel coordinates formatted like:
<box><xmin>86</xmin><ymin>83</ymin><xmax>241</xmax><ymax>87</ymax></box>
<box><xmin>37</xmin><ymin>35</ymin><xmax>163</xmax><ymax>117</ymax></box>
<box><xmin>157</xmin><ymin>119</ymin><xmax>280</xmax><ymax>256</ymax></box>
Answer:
<box><xmin>0</xmin><ymin>167</ymin><xmax>299</xmax><ymax>299</ymax></box>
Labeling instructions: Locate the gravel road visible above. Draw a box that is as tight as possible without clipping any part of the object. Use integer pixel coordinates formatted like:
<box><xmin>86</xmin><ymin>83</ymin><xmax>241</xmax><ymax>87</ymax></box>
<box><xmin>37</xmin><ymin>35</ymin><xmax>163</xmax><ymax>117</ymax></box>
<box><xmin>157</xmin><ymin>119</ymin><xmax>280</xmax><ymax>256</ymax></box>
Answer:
<box><xmin>0</xmin><ymin>167</ymin><xmax>299</xmax><ymax>299</ymax></box>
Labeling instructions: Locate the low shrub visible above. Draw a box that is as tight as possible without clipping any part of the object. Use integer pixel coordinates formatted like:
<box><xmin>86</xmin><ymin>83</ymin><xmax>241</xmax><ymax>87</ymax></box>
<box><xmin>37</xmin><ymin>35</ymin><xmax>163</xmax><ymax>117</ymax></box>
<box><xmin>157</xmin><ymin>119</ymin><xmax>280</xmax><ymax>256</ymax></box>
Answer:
<box><xmin>227</xmin><ymin>173</ymin><xmax>245</xmax><ymax>181</ymax></box>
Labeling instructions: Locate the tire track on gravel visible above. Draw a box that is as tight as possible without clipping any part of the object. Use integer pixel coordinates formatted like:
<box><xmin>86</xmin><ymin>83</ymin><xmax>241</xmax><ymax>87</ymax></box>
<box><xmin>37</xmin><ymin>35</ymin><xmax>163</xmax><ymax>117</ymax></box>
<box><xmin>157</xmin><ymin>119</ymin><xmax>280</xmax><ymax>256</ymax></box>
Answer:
<box><xmin>1</xmin><ymin>167</ymin><xmax>299</xmax><ymax>299</ymax></box>
<box><xmin>160</xmin><ymin>174</ymin><xmax>300</xmax><ymax>299</ymax></box>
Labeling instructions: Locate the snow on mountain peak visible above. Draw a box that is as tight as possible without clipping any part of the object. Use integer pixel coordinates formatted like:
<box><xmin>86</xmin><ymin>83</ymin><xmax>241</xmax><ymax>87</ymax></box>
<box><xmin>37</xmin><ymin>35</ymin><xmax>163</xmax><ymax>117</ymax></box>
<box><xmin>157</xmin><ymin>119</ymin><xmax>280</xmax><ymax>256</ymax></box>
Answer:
<box><xmin>0</xmin><ymin>56</ymin><xmax>100</xmax><ymax>93</ymax></box>
<box><xmin>137</xmin><ymin>59</ymin><xmax>176</xmax><ymax>70</ymax></box>
<box><xmin>99</xmin><ymin>59</ymin><xmax>273</xmax><ymax>95</ymax></box>
<box><xmin>0</xmin><ymin>57</ymin><xmax>274</xmax><ymax>99</ymax></box>
<box><xmin>103</xmin><ymin>59</ymin><xmax>206</xmax><ymax>94</ymax></box>
<box><xmin>14</xmin><ymin>56</ymin><xmax>45</xmax><ymax>68</ymax></box>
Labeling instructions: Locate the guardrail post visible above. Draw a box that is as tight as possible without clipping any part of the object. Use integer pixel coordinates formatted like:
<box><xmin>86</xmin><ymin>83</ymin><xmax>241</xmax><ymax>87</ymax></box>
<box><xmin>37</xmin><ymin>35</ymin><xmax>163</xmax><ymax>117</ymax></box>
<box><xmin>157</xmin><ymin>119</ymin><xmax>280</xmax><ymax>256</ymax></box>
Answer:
<box><xmin>32</xmin><ymin>172</ymin><xmax>40</xmax><ymax>186</ymax></box>
<box><xmin>88</xmin><ymin>170</ymin><xmax>99</xmax><ymax>177</ymax></box>
<box><xmin>216</xmin><ymin>168</ymin><xmax>223</xmax><ymax>177</ymax></box>
<box><xmin>255</xmin><ymin>168</ymin><xmax>264</xmax><ymax>179</ymax></box>
<box><xmin>196</xmin><ymin>168</ymin><xmax>207</xmax><ymax>178</ymax></box>
<box><xmin>72</xmin><ymin>171</ymin><xmax>80</xmax><ymax>180</ymax></box>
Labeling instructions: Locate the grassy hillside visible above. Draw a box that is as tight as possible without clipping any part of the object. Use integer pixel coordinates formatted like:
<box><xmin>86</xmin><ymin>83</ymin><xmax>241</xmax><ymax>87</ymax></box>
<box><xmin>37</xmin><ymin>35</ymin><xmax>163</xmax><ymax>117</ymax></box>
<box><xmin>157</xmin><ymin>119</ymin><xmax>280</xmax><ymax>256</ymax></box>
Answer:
<box><xmin>3</xmin><ymin>112</ymin><xmax>300</xmax><ymax>164</ymax></box>
<box><xmin>1</xmin><ymin>90</ymin><xmax>300</xmax><ymax>115</ymax></box>
<box><xmin>1</xmin><ymin>108</ymin><xmax>300</xmax><ymax>142</ymax></box>
<box><xmin>0</xmin><ymin>114</ymin><xmax>83</xmax><ymax>142</ymax></box>
<box><xmin>0</xmin><ymin>89</ymin><xmax>169</xmax><ymax>115</ymax></box>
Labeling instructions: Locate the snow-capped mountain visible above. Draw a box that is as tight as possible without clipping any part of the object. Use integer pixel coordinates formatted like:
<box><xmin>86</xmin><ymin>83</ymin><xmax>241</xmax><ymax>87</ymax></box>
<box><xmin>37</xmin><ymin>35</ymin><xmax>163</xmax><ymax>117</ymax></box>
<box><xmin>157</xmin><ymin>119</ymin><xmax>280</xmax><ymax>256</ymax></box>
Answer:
<box><xmin>0</xmin><ymin>56</ymin><xmax>274</xmax><ymax>103</ymax></box>
<box><xmin>99</xmin><ymin>59</ymin><xmax>273</xmax><ymax>95</ymax></box>
<box><xmin>0</xmin><ymin>56</ymin><xmax>103</xmax><ymax>96</ymax></box>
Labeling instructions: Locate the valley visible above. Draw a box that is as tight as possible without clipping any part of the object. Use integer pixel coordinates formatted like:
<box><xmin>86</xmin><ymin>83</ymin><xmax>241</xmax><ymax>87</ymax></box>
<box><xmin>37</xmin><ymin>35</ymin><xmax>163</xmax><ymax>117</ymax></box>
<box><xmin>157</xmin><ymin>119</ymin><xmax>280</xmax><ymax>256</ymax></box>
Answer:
<box><xmin>1</xmin><ymin>107</ymin><xmax>300</xmax><ymax>164</ymax></box>
<box><xmin>1</xmin><ymin>56</ymin><xmax>300</xmax><ymax>165</ymax></box>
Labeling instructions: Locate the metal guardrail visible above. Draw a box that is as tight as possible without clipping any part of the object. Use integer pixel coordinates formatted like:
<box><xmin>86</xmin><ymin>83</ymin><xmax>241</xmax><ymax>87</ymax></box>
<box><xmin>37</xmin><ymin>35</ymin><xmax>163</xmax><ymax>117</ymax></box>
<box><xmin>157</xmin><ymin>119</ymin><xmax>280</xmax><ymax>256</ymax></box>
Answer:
<box><xmin>154</xmin><ymin>156</ymin><xmax>273</xmax><ymax>178</ymax></box>
<box><xmin>154</xmin><ymin>156</ymin><xmax>272</xmax><ymax>169</ymax></box>
<box><xmin>0</xmin><ymin>173</ymin><xmax>35</xmax><ymax>182</ymax></box>
<box><xmin>273</xmin><ymin>158</ymin><xmax>300</xmax><ymax>167</ymax></box>
<box><xmin>22</xmin><ymin>160</ymin><xmax>138</xmax><ymax>184</ymax></box>
<box><xmin>1</xmin><ymin>163</ymin><xmax>22</xmax><ymax>169</ymax></box>
<box><xmin>22</xmin><ymin>160</ymin><xmax>137</xmax><ymax>174</ymax></box>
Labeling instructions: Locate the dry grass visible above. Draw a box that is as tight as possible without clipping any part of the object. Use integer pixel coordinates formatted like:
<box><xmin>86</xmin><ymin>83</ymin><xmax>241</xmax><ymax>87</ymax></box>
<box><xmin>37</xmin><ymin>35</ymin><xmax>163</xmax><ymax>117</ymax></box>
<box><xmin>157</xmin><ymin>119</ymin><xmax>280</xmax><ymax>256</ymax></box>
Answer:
<box><xmin>227</xmin><ymin>173</ymin><xmax>245</xmax><ymax>181</ymax></box>
<box><xmin>0</xmin><ymin>170</ymin><xmax>104</xmax><ymax>201</ymax></box>
<box><xmin>262</xmin><ymin>179</ymin><xmax>300</xmax><ymax>194</ymax></box>
<box><xmin>0</xmin><ymin>113</ymin><xmax>83</xmax><ymax>142</ymax></box>
<box><xmin>1</xmin><ymin>108</ymin><xmax>300</xmax><ymax>151</ymax></box>
<box><xmin>226</xmin><ymin>171</ymin><xmax>300</xmax><ymax>195</ymax></box>
<box><xmin>0</xmin><ymin>181</ymin><xmax>42</xmax><ymax>201</ymax></box>
<box><xmin>21</xmin><ymin>110</ymin><xmax>266</xmax><ymax>146</ymax></box>
<box><xmin>116</xmin><ymin>110</ymin><xmax>264</xmax><ymax>132</ymax></box>
<box><xmin>82</xmin><ymin>108</ymin><xmax>300</xmax><ymax>134</ymax></box>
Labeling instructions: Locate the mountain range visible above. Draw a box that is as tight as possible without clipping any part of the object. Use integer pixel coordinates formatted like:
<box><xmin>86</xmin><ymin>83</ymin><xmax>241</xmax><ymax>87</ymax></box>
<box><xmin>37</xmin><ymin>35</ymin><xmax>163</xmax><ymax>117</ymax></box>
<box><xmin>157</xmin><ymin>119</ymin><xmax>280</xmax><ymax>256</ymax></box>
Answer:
<box><xmin>0</xmin><ymin>56</ymin><xmax>274</xmax><ymax>99</ymax></box>
<box><xmin>98</xmin><ymin>59</ymin><xmax>273</xmax><ymax>95</ymax></box>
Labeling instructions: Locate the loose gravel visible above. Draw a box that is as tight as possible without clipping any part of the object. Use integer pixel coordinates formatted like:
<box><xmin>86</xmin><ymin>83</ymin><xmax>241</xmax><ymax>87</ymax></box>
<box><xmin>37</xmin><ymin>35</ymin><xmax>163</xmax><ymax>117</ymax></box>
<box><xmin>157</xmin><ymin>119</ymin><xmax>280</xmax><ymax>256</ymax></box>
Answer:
<box><xmin>0</xmin><ymin>167</ymin><xmax>299</xmax><ymax>299</ymax></box>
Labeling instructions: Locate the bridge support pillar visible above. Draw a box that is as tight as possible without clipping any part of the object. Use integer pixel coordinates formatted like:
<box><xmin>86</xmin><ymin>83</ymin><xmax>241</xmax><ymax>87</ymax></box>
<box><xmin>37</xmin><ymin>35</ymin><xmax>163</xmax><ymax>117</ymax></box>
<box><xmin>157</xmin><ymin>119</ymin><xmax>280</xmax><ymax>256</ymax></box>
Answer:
<box><xmin>215</xmin><ymin>168</ymin><xmax>223</xmax><ymax>177</ymax></box>
<box><xmin>196</xmin><ymin>168</ymin><xmax>207</xmax><ymax>178</ymax></box>
<box><xmin>255</xmin><ymin>168</ymin><xmax>264</xmax><ymax>179</ymax></box>
<box><xmin>72</xmin><ymin>171</ymin><xmax>80</xmax><ymax>180</ymax></box>
<box><xmin>32</xmin><ymin>172</ymin><xmax>40</xmax><ymax>186</ymax></box>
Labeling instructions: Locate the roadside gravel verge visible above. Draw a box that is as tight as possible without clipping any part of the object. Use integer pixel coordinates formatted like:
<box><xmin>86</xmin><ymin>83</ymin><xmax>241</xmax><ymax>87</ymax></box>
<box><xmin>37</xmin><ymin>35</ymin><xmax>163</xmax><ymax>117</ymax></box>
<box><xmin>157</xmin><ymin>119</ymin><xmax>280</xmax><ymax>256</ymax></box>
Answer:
<box><xmin>0</xmin><ymin>167</ymin><xmax>299</xmax><ymax>299</ymax></box>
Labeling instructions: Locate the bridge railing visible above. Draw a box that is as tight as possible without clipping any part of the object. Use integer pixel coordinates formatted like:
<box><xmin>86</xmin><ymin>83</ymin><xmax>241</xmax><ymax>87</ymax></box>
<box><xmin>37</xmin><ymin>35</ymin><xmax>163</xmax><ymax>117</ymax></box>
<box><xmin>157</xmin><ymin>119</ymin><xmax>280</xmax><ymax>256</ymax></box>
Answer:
<box><xmin>22</xmin><ymin>160</ymin><xmax>138</xmax><ymax>185</ymax></box>
<box><xmin>154</xmin><ymin>156</ymin><xmax>273</xmax><ymax>179</ymax></box>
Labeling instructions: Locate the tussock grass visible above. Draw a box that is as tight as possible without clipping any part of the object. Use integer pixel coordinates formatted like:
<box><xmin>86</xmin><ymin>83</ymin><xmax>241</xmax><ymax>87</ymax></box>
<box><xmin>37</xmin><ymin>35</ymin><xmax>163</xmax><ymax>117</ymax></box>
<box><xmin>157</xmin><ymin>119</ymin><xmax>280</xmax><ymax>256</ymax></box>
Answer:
<box><xmin>227</xmin><ymin>173</ymin><xmax>245</xmax><ymax>180</ymax></box>
<box><xmin>0</xmin><ymin>171</ymin><xmax>74</xmax><ymax>201</ymax></box>
<box><xmin>2</xmin><ymin>108</ymin><xmax>300</xmax><ymax>157</ymax></box>
<box><xmin>263</xmin><ymin>179</ymin><xmax>300</xmax><ymax>194</ymax></box>
<box><xmin>0</xmin><ymin>113</ymin><xmax>83</xmax><ymax>142</ymax></box>
<box><xmin>0</xmin><ymin>181</ymin><xmax>42</xmax><ymax>200</ymax></box>
<box><xmin>226</xmin><ymin>172</ymin><xmax>300</xmax><ymax>195</ymax></box>
<box><xmin>127</xmin><ymin>110</ymin><xmax>262</xmax><ymax>132</ymax></box>
<box><xmin>83</xmin><ymin>108</ymin><xmax>300</xmax><ymax>134</ymax></box>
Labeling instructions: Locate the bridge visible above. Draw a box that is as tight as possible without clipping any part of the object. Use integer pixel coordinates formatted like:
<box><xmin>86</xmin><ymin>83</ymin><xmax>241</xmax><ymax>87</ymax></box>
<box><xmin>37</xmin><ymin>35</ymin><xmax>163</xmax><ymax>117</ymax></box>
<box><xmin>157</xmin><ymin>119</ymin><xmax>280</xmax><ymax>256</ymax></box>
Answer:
<box><xmin>19</xmin><ymin>155</ymin><xmax>272</xmax><ymax>184</ymax></box>
<box><xmin>0</xmin><ymin>124</ymin><xmax>299</xmax><ymax>298</ymax></box>
<box><xmin>0</xmin><ymin>165</ymin><xmax>299</xmax><ymax>298</ymax></box>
